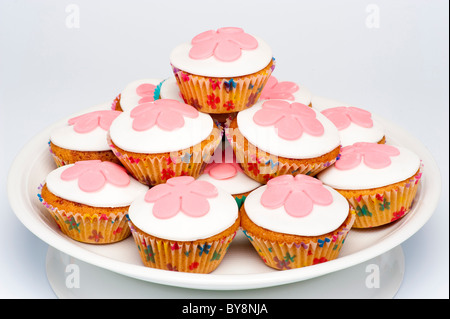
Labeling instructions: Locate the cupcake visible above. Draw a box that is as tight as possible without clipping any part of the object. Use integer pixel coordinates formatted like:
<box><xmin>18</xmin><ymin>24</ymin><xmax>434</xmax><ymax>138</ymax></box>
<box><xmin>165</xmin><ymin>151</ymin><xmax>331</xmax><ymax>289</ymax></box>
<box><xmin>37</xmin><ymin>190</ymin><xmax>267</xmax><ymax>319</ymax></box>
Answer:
<box><xmin>127</xmin><ymin>176</ymin><xmax>240</xmax><ymax>273</ymax></box>
<box><xmin>111</xmin><ymin>78</ymin><xmax>163</xmax><ymax>112</ymax></box>
<box><xmin>38</xmin><ymin>160</ymin><xmax>149</xmax><ymax>244</ymax></box>
<box><xmin>317</xmin><ymin>142</ymin><xmax>422</xmax><ymax>228</ymax></box>
<box><xmin>259</xmin><ymin>76</ymin><xmax>313</xmax><ymax>106</ymax></box>
<box><xmin>197</xmin><ymin>141</ymin><xmax>262</xmax><ymax>209</ymax></box>
<box><xmin>169</xmin><ymin>27</ymin><xmax>275</xmax><ymax>115</ymax></box>
<box><xmin>226</xmin><ymin>99</ymin><xmax>341</xmax><ymax>184</ymax></box>
<box><xmin>241</xmin><ymin>174</ymin><xmax>355</xmax><ymax>270</ymax></box>
<box><xmin>108</xmin><ymin>99</ymin><xmax>222</xmax><ymax>186</ymax></box>
<box><xmin>49</xmin><ymin>109</ymin><xmax>122</xmax><ymax>167</ymax></box>
<box><xmin>320</xmin><ymin>106</ymin><xmax>385</xmax><ymax>146</ymax></box>
<box><xmin>160</xmin><ymin>77</ymin><xmax>237</xmax><ymax>126</ymax></box>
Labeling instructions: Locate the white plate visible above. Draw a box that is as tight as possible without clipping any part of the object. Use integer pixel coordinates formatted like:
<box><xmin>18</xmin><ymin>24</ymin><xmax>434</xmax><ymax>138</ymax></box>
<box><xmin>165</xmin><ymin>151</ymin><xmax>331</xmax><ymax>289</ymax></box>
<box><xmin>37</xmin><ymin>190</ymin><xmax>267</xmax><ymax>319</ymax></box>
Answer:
<box><xmin>7</xmin><ymin>102</ymin><xmax>441</xmax><ymax>291</ymax></box>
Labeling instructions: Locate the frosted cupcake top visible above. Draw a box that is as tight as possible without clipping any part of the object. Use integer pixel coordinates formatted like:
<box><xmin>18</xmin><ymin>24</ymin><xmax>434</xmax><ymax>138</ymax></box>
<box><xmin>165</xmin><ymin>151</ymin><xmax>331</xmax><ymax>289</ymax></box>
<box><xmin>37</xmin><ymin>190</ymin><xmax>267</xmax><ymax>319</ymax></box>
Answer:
<box><xmin>108</xmin><ymin>99</ymin><xmax>214</xmax><ymax>153</ymax></box>
<box><xmin>159</xmin><ymin>77</ymin><xmax>185</xmax><ymax>103</ymax></box>
<box><xmin>170</xmin><ymin>27</ymin><xmax>273</xmax><ymax>77</ymax></box>
<box><xmin>317</xmin><ymin>142</ymin><xmax>421</xmax><ymax>190</ymax></box>
<box><xmin>259</xmin><ymin>76</ymin><xmax>313</xmax><ymax>106</ymax></box>
<box><xmin>244</xmin><ymin>174</ymin><xmax>349</xmax><ymax>236</ymax></box>
<box><xmin>197</xmin><ymin>143</ymin><xmax>261</xmax><ymax>195</ymax></box>
<box><xmin>45</xmin><ymin>160</ymin><xmax>148</xmax><ymax>207</ymax></box>
<box><xmin>128</xmin><ymin>176</ymin><xmax>239</xmax><ymax>241</ymax></box>
<box><xmin>50</xmin><ymin>109</ymin><xmax>121</xmax><ymax>151</ymax></box>
<box><xmin>321</xmin><ymin>106</ymin><xmax>385</xmax><ymax>147</ymax></box>
<box><xmin>118</xmin><ymin>78</ymin><xmax>163</xmax><ymax>112</ymax></box>
<box><xmin>236</xmin><ymin>99</ymin><xmax>340</xmax><ymax>159</ymax></box>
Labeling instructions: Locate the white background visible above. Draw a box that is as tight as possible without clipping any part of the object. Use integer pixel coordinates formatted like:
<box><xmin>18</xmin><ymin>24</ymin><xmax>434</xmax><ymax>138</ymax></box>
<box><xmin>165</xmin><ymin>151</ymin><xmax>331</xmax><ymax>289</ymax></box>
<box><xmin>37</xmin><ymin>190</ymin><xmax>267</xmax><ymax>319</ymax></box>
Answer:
<box><xmin>0</xmin><ymin>0</ymin><xmax>448</xmax><ymax>298</ymax></box>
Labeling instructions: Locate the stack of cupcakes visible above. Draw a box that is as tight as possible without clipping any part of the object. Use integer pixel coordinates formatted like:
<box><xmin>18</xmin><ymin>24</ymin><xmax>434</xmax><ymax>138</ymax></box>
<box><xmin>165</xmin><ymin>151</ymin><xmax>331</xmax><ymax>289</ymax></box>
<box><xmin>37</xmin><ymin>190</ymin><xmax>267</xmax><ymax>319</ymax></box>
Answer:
<box><xmin>38</xmin><ymin>26</ymin><xmax>423</xmax><ymax>274</ymax></box>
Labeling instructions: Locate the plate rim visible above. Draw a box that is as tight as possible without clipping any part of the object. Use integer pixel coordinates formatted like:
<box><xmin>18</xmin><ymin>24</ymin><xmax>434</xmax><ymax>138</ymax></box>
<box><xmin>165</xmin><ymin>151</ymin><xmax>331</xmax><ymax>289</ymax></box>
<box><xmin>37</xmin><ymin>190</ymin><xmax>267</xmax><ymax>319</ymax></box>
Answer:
<box><xmin>7</xmin><ymin>103</ymin><xmax>442</xmax><ymax>290</ymax></box>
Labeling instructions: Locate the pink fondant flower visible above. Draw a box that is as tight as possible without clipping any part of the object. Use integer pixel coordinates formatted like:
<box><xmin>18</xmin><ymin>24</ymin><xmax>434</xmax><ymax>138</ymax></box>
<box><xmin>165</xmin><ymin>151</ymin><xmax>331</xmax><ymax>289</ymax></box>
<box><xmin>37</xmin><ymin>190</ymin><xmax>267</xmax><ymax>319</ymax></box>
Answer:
<box><xmin>145</xmin><ymin>176</ymin><xmax>218</xmax><ymax>219</ymax></box>
<box><xmin>189</xmin><ymin>27</ymin><xmax>258</xmax><ymax>62</ymax></box>
<box><xmin>253</xmin><ymin>100</ymin><xmax>324</xmax><ymax>140</ymax></box>
<box><xmin>130</xmin><ymin>99</ymin><xmax>198</xmax><ymax>131</ymax></box>
<box><xmin>204</xmin><ymin>161</ymin><xmax>242</xmax><ymax>180</ymax></box>
<box><xmin>260</xmin><ymin>174</ymin><xmax>333</xmax><ymax>218</ymax></box>
<box><xmin>335</xmin><ymin>142</ymin><xmax>400</xmax><ymax>170</ymax></box>
<box><xmin>60</xmin><ymin>160</ymin><xmax>130</xmax><ymax>192</ymax></box>
<box><xmin>136</xmin><ymin>83</ymin><xmax>157</xmax><ymax>104</ymax></box>
<box><xmin>68</xmin><ymin>110</ymin><xmax>121</xmax><ymax>134</ymax></box>
<box><xmin>259</xmin><ymin>76</ymin><xmax>299</xmax><ymax>101</ymax></box>
<box><xmin>321</xmin><ymin>106</ymin><xmax>373</xmax><ymax>130</ymax></box>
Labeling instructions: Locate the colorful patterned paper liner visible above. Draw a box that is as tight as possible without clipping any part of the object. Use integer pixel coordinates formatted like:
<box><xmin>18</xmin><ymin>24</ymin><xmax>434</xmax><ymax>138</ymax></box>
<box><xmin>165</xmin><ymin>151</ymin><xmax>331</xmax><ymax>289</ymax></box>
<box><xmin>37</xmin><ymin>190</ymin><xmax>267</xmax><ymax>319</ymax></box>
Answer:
<box><xmin>128</xmin><ymin>220</ymin><xmax>238</xmax><ymax>273</ymax></box>
<box><xmin>107</xmin><ymin>128</ymin><xmax>222</xmax><ymax>186</ymax></box>
<box><xmin>241</xmin><ymin>213</ymin><xmax>356</xmax><ymax>270</ymax></box>
<box><xmin>342</xmin><ymin>166</ymin><xmax>423</xmax><ymax>228</ymax></box>
<box><xmin>37</xmin><ymin>184</ymin><xmax>130</xmax><ymax>244</ymax></box>
<box><xmin>233</xmin><ymin>191</ymin><xmax>252</xmax><ymax>210</ymax></box>
<box><xmin>225</xmin><ymin>127</ymin><xmax>338</xmax><ymax>184</ymax></box>
<box><xmin>171</xmin><ymin>58</ymin><xmax>275</xmax><ymax>114</ymax></box>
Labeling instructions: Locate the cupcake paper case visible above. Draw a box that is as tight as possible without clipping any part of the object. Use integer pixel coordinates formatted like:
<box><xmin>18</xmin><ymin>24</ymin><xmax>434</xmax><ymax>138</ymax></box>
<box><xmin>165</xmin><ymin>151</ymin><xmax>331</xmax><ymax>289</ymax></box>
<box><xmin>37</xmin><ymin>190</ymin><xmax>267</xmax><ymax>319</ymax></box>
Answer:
<box><xmin>241</xmin><ymin>174</ymin><xmax>355</xmax><ymax>270</ymax></box>
<box><xmin>226</xmin><ymin>99</ymin><xmax>341</xmax><ymax>184</ymax></box>
<box><xmin>127</xmin><ymin>176</ymin><xmax>240</xmax><ymax>273</ymax></box>
<box><xmin>38</xmin><ymin>160</ymin><xmax>149</xmax><ymax>244</ymax></box>
<box><xmin>317</xmin><ymin>142</ymin><xmax>422</xmax><ymax>228</ymax></box>
<box><xmin>49</xmin><ymin>109</ymin><xmax>122</xmax><ymax>167</ymax></box>
<box><xmin>160</xmin><ymin>77</ymin><xmax>238</xmax><ymax>126</ymax></box>
<box><xmin>169</xmin><ymin>27</ymin><xmax>275</xmax><ymax>114</ymax></box>
<box><xmin>108</xmin><ymin>99</ymin><xmax>222</xmax><ymax>186</ymax></box>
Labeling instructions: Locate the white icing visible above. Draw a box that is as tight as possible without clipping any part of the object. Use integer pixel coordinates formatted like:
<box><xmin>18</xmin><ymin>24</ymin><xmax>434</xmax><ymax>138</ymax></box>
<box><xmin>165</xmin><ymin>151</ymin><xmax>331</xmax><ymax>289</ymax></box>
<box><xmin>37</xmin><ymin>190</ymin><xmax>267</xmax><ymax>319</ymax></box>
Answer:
<box><xmin>310</xmin><ymin>96</ymin><xmax>354</xmax><ymax>111</ymax></box>
<box><xmin>170</xmin><ymin>36</ymin><xmax>273</xmax><ymax>78</ymax></box>
<box><xmin>119</xmin><ymin>78</ymin><xmax>162</xmax><ymax>112</ymax></box>
<box><xmin>50</xmin><ymin>125</ymin><xmax>111</xmax><ymax>151</ymax></box>
<box><xmin>261</xmin><ymin>83</ymin><xmax>313</xmax><ymax>105</ymax></box>
<box><xmin>244</xmin><ymin>185</ymin><xmax>349</xmax><ymax>236</ymax></box>
<box><xmin>108</xmin><ymin>102</ymin><xmax>214</xmax><ymax>153</ymax></box>
<box><xmin>317</xmin><ymin>145</ymin><xmax>421</xmax><ymax>190</ymax></box>
<box><xmin>311</xmin><ymin>98</ymin><xmax>386</xmax><ymax>146</ymax></box>
<box><xmin>45</xmin><ymin>164</ymin><xmax>149</xmax><ymax>208</ymax></box>
<box><xmin>128</xmin><ymin>188</ymin><xmax>239</xmax><ymax>241</ymax></box>
<box><xmin>336</xmin><ymin>120</ymin><xmax>385</xmax><ymax>147</ymax></box>
<box><xmin>236</xmin><ymin>100</ymin><xmax>341</xmax><ymax>159</ymax></box>
<box><xmin>197</xmin><ymin>170</ymin><xmax>261</xmax><ymax>195</ymax></box>
<box><xmin>159</xmin><ymin>77</ymin><xmax>184</xmax><ymax>103</ymax></box>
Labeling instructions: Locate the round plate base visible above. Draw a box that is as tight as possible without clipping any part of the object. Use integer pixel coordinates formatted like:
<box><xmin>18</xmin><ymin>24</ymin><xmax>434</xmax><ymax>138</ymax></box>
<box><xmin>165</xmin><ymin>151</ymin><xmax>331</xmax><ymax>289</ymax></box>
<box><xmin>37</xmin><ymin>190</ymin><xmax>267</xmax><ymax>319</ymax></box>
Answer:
<box><xmin>46</xmin><ymin>244</ymin><xmax>404</xmax><ymax>299</ymax></box>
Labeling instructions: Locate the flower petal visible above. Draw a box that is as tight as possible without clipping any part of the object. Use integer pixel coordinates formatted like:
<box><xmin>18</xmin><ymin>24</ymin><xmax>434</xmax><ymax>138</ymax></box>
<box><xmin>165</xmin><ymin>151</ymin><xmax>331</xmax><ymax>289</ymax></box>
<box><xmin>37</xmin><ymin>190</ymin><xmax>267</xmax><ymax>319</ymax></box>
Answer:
<box><xmin>214</xmin><ymin>40</ymin><xmax>242</xmax><ymax>62</ymax></box>
<box><xmin>284</xmin><ymin>191</ymin><xmax>313</xmax><ymax>217</ymax></box>
<box><xmin>253</xmin><ymin>107</ymin><xmax>284</xmax><ymax>126</ymax></box>
<box><xmin>303</xmin><ymin>184</ymin><xmax>333</xmax><ymax>206</ymax></box>
<box><xmin>78</xmin><ymin>169</ymin><xmax>106</xmax><ymax>192</ymax></box>
<box><xmin>181</xmin><ymin>193</ymin><xmax>210</xmax><ymax>217</ymax></box>
<box><xmin>145</xmin><ymin>183</ymin><xmax>174</xmax><ymax>202</ymax></box>
<box><xmin>347</xmin><ymin>107</ymin><xmax>373</xmax><ymax>128</ymax></box>
<box><xmin>275</xmin><ymin>116</ymin><xmax>303</xmax><ymax>140</ymax></box>
<box><xmin>260</xmin><ymin>184</ymin><xmax>292</xmax><ymax>209</ymax></box>
<box><xmin>99</xmin><ymin>162</ymin><xmax>130</xmax><ymax>187</ymax></box>
<box><xmin>322</xmin><ymin>107</ymin><xmax>351</xmax><ymax>130</ymax></box>
<box><xmin>152</xmin><ymin>193</ymin><xmax>181</xmax><ymax>219</ymax></box>
<box><xmin>157</xmin><ymin>109</ymin><xmax>185</xmax><ymax>131</ymax></box>
<box><xmin>189</xmin><ymin>180</ymin><xmax>218</xmax><ymax>198</ymax></box>
<box><xmin>189</xmin><ymin>38</ymin><xmax>217</xmax><ymax>60</ymax></box>
<box><xmin>297</xmin><ymin>113</ymin><xmax>324</xmax><ymax>137</ymax></box>
<box><xmin>61</xmin><ymin>160</ymin><xmax>101</xmax><ymax>180</ymax></box>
